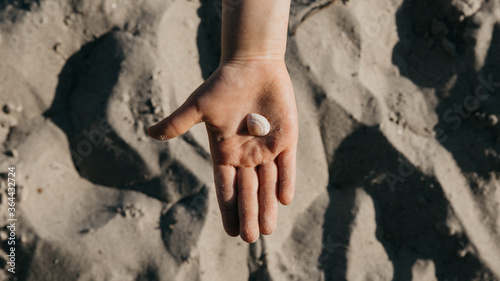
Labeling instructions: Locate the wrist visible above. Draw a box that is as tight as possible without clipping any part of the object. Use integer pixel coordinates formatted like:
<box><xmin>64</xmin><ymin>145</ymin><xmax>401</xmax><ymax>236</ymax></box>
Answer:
<box><xmin>221</xmin><ymin>46</ymin><xmax>285</xmax><ymax>64</ymax></box>
<box><xmin>221</xmin><ymin>31</ymin><xmax>287</xmax><ymax>64</ymax></box>
<box><xmin>219</xmin><ymin>56</ymin><xmax>286</xmax><ymax>72</ymax></box>
<box><xmin>215</xmin><ymin>59</ymin><xmax>290</xmax><ymax>99</ymax></box>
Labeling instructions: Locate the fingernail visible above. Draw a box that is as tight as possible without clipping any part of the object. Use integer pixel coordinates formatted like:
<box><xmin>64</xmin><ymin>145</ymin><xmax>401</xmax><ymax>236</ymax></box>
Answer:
<box><xmin>146</xmin><ymin>126</ymin><xmax>154</xmax><ymax>137</ymax></box>
<box><xmin>146</xmin><ymin>126</ymin><xmax>153</xmax><ymax>136</ymax></box>
<box><xmin>147</xmin><ymin>125</ymin><xmax>161</xmax><ymax>140</ymax></box>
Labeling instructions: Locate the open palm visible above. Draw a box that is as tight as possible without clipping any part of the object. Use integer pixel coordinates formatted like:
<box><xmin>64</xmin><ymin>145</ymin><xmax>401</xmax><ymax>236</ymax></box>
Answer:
<box><xmin>148</xmin><ymin>60</ymin><xmax>298</xmax><ymax>242</ymax></box>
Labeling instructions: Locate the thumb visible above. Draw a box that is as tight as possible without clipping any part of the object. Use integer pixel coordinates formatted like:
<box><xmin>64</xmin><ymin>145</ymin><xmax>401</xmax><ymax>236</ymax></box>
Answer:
<box><xmin>147</xmin><ymin>100</ymin><xmax>202</xmax><ymax>141</ymax></box>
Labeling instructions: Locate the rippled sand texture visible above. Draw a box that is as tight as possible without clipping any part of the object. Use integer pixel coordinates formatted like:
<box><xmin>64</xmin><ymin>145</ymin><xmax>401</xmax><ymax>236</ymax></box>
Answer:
<box><xmin>0</xmin><ymin>0</ymin><xmax>499</xmax><ymax>280</ymax></box>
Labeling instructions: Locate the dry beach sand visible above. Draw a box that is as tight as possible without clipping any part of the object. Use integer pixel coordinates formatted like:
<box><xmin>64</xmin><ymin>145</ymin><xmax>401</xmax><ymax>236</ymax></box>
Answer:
<box><xmin>1</xmin><ymin>0</ymin><xmax>500</xmax><ymax>280</ymax></box>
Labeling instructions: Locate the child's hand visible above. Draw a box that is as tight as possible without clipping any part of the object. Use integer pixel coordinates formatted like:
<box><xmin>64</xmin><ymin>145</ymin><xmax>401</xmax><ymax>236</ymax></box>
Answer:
<box><xmin>147</xmin><ymin>60</ymin><xmax>298</xmax><ymax>242</ymax></box>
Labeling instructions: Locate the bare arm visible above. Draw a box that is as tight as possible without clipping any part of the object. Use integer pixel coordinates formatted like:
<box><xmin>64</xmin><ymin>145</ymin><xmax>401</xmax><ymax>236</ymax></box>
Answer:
<box><xmin>221</xmin><ymin>0</ymin><xmax>290</xmax><ymax>63</ymax></box>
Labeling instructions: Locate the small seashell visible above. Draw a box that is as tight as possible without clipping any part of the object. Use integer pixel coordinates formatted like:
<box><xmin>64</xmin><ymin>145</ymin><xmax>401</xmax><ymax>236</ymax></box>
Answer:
<box><xmin>247</xmin><ymin>113</ymin><xmax>271</xmax><ymax>136</ymax></box>
<box><xmin>487</xmin><ymin>114</ymin><xmax>498</xmax><ymax>127</ymax></box>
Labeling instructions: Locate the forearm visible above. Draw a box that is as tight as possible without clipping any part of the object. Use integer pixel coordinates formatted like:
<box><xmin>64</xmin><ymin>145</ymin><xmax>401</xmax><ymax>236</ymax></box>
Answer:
<box><xmin>221</xmin><ymin>0</ymin><xmax>291</xmax><ymax>63</ymax></box>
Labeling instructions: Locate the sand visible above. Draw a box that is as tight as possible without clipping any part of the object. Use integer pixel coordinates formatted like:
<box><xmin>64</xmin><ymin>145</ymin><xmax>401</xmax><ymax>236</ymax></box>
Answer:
<box><xmin>0</xmin><ymin>0</ymin><xmax>499</xmax><ymax>280</ymax></box>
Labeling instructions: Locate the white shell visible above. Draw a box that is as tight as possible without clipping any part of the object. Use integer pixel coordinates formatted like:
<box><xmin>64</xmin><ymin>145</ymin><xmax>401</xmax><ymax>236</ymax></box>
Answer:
<box><xmin>247</xmin><ymin>113</ymin><xmax>271</xmax><ymax>136</ymax></box>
